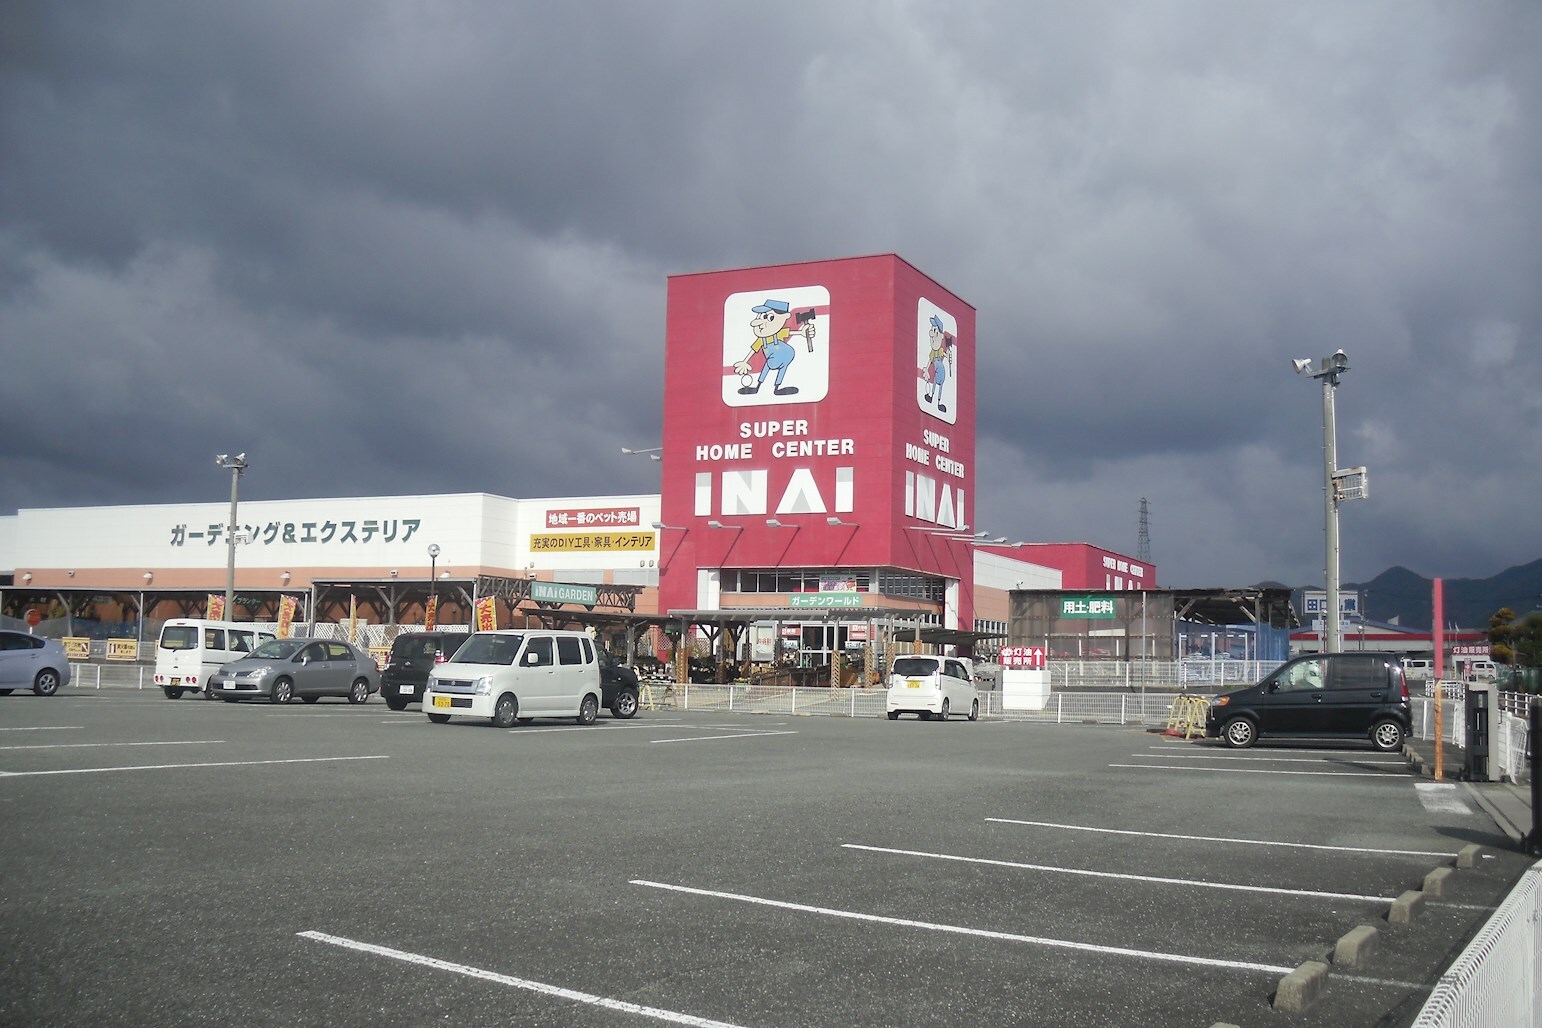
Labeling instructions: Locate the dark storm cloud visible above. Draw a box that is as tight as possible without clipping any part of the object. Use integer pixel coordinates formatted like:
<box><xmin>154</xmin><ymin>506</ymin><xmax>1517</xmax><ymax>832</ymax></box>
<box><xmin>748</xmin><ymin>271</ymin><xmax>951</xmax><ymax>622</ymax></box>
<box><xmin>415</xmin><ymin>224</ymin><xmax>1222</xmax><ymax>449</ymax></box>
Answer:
<box><xmin>2</xmin><ymin>0</ymin><xmax>1538</xmax><ymax>587</ymax></box>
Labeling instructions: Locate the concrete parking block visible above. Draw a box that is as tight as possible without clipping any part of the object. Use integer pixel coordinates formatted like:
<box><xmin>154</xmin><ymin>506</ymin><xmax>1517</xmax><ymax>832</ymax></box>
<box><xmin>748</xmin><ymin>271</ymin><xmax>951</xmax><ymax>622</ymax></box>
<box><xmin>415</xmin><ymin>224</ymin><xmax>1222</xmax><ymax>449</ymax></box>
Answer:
<box><xmin>1333</xmin><ymin>924</ymin><xmax>1379</xmax><ymax>967</ymax></box>
<box><xmin>1423</xmin><ymin>866</ymin><xmax>1455</xmax><ymax>897</ymax></box>
<box><xmin>1273</xmin><ymin>960</ymin><xmax>1330</xmax><ymax>1012</ymax></box>
<box><xmin>1457</xmin><ymin>843</ymin><xmax>1484</xmax><ymax>868</ymax></box>
<box><xmin>1389</xmin><ymin>890</ymin><xmax>1426</xmax><ymax>924</ymax></box>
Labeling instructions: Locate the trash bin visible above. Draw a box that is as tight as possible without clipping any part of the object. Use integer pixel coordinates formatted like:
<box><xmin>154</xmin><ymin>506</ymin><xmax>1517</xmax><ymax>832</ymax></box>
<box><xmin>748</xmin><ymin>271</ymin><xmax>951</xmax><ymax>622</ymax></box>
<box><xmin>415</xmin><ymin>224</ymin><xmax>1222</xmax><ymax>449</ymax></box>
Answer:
<box><xmin>1464</xmin><ymin>682</ymin><xmax>1493</xmax><ymax>782</ymax></box>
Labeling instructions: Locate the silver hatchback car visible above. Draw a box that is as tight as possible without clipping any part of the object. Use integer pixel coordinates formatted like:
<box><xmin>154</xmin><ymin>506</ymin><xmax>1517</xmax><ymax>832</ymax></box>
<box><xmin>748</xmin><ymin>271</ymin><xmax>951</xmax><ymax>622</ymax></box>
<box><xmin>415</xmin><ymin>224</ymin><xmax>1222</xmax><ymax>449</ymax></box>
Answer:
<box><xmin>0</xmin><ymin>630</ymin><xmax>73</xmax><ymax>696</ymax></box>
<box><xmin>209</xmin><ymin>638</ymin><xmax>379</xmax><ymax>705</ymax></box>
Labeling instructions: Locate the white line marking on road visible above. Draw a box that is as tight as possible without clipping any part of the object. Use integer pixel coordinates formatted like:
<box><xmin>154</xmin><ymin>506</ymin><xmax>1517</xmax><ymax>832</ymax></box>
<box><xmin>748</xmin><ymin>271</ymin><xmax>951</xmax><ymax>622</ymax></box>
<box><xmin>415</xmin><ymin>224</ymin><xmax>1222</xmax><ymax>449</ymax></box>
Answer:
<box><xmin>1333</xmin><ymin>972</ymin><xmax>1433</xmax><ymax>990</ymax></box>
<box><xmin>1415</xmin><ymin>782</ymin><xmax>1475</xmax><ymax>815</ymax></box>
<box><xmin>0</xmin><ymin>755</ymin><xmax>388</xmax><ymax>778</ymax></box>
<box><xmin>1143</xmin><ymin>752</ymin><xmax>1404</xmax><ymax>764</ymax></box>
<box><xmin>0</xmin><ymin>726</ymin><xmax>83</xmax><ymax>731</ymax></box>
<box><xmin>649</xmin><ymin>731</ymin><xmax>799</xmax><ymax>744</ymax></box>
<box><xmin>1110</xmin><ymin>763</ymin><xmax>1403</xmax><ymax>777</ymax></box>
<box><xmin>842</xmin><ymin>844</ymin><xmax>1394</xmax><ymax>903</ymax></box>
<box><xmin>0</xmin><ymin>740</ymin><xmax>224</xmax><ymax>751</ymax></box>
<box><xmin>297</xmin><ymin>930</ymin><xmax>747</xmax><ymax>1027</ymax></box>
<box><xmin>630</xmin><ymin>880</ymin><xmax>1295</xmax><ymax>975</ymax></box>
<box><xmin>985</xmin><ymin>818</ymin><xmax>1458</xmax><ymax>858</ymax></box>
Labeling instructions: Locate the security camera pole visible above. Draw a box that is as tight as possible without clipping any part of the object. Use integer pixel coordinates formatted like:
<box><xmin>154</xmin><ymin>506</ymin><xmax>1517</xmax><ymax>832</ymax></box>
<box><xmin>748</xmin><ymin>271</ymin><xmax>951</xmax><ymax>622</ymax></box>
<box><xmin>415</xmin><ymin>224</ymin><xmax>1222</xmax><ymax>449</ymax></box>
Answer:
<box><xmin>215</xmin><ymin>453</ymin><xmax>248</xmax><ymax>618</ymax></box>
<box><xmin>1292</xmin><ymin>351</ymin><xmax>1360</xmax><ymax>654</ymax></box>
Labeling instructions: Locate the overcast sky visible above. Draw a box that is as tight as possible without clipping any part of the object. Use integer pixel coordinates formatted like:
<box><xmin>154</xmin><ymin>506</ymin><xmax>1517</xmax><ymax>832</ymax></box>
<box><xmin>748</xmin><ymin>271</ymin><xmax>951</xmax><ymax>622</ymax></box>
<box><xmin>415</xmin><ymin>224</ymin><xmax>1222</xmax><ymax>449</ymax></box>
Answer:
<box><xmin>2</xmin><ymin>1</ymin><xmax>1538</xmax><ymax>589</ymax></box>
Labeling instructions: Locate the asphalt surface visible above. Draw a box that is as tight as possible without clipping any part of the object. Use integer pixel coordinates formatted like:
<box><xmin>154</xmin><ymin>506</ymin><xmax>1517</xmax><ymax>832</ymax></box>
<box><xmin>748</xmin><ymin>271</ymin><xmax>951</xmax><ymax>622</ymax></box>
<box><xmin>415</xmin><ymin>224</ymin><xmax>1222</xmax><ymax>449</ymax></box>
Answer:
<box><xmin>1</xmin><ymin>689</ymin><xmax>1534</xmax><ymax>1027</ymax></box>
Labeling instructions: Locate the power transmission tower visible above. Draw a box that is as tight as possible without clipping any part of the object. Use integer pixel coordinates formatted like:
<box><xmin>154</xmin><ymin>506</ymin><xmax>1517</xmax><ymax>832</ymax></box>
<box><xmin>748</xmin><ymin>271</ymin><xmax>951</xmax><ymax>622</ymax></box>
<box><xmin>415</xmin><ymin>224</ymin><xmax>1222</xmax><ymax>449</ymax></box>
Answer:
<box><xmin>1137</xmin><ymin>498</ymin><xmax>1152</xmax><ymax>564</ymax></box>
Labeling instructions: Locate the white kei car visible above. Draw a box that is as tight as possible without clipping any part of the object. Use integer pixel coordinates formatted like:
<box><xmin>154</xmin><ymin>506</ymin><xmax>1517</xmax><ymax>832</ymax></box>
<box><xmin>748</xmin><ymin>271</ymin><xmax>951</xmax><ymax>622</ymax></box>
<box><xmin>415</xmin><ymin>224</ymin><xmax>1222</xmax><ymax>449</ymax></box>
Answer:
<box><xmin>886</xmin><ymin>655</ymin><xmax>979</xmax><ymax>721</ymax></box>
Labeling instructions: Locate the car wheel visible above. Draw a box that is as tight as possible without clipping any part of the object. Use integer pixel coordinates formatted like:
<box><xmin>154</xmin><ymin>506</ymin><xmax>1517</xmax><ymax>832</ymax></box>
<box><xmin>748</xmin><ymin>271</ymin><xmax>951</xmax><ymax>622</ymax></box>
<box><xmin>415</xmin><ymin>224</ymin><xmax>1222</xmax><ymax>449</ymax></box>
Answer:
<box><xmin>968</xmin><ymin>698</ymin><xmax>980</xmax><ymax>721</ymax></box>
<box><xmin>347</xmin><ymin>678</ymin><xmax>369</xmax><ymax>705</ymax></box>
<box><xmin>611</xmin><ymin>690</ymin><xmax>639</xmax><ymax>720</ymax></box>
<box><xmin>427</xmin><ymin>712</ymin><xmax>451</xmax><ymax>724</ymax></box>
<box><xmin>270</xmin><ymin>678</ymin><xmax>294</xmax><ymax>705</ymax></box>
<box><xmin>30</xmin><ymin>669</ymin><xmax>60</xmax><ymax>697</ymax></box>
<box><xmin>886</xmin><ymin>710</ymin><xmax>899</xmax><ymax>720</ymax></box>
<box><xmin>577</xmin><ymin>694</ymin><xmax>599</xmax><ymax>725</ymax></box>
<box><xmin>938</xmin><ymin>698</ymin><xmax>950</xmax><ymax>721</ymax></box>
<box><xmin>385</xmin><ymin>696</ymin><xmax>408</xmax><ymax>712</ymax></box>
<box><xmin>1370</xmin><ymin>719</ymin><xmax>1405</xmax><ymax>752</ymax></box>
<box><xmin>1221</xmin><ymin>716</ymin><xmax>1257</xmax><ymax>748</ymax></box>
<box><xmin>163</xmin><ymin>687</ymin><xmax>184</xmax><ymax>700</ymax></box>
<box><xmin>491</xmin><ymin>694</ymin><xmax>518</xmax><ymax>729</ymax></box>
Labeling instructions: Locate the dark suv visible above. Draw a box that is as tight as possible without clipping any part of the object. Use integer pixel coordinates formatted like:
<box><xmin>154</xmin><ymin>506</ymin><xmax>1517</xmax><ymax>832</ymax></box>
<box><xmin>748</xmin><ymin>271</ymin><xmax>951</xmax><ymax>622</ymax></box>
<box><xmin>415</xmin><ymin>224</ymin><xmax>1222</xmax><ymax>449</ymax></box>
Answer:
<box><xmin>380</xmin><ymin>632</ymin><xmax>466</xmax><ymax>710</ymax></box>
<box><xmin>598</xmin><ymin>649</ymin><xmax>641</xmax><ymax>719</ymax></box>
<box><xmin>1205</xmin><ymin>651</ymin><xmax>1410</xmax><ymax>751</ymax></box>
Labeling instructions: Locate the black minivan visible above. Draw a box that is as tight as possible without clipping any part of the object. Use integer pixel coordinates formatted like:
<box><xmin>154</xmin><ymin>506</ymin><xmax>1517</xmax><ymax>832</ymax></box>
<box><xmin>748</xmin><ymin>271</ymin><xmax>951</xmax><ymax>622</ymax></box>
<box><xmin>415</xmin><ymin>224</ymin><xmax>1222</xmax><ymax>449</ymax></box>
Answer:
<box><xmin>380</xmin><ymin>632</ymin><xmax>466</xmax><ymax>710</ymax></box>
<box><xmin>1205</xmin><ymin>651</ymin><xmax>1411</xmax><ymax>751</ymax></box>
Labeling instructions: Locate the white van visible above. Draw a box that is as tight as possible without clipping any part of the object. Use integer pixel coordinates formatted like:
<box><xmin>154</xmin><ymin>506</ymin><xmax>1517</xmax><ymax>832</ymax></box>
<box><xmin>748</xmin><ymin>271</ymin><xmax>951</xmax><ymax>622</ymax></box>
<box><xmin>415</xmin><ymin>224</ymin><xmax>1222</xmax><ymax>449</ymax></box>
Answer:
<box><xmin>423</xmin><ymin>630</ymin><xmax>604</xmax><ymax>727</ymax></box>
<box><xmin>886</xmin><ymin>654</ymin><xmax>980</xmax><ymax>721</ymax></box>
<box><xmin>154</xmin><ymin>619</ymin><xmax>276</xmax><ymax>699</ymax></box>
<box><xmin>1467</xmin><ymin>660</ymin><xmax>1498</xmax><ymax>681</ymax></box>
<box><xmin>1402</xmin><ymin>658</ymin><xmax>1434</xmax><ymax>681</ymax></box>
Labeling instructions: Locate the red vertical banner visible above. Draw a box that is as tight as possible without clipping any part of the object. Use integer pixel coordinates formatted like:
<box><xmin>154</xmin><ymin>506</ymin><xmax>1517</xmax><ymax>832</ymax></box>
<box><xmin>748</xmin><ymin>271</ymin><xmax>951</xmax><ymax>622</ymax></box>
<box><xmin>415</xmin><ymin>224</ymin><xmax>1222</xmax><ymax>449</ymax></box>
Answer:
<box><xmin>475</xmin><ymin>595</ymin><xmax>497</xmax><ymax>631</ymax></box>
<box><xmin>348</xmin><ymin>594</ymin><xmax>358</xmax><ymax>643</ymax></box>
<box><xmin>425</xmin><ymin>595</ymin><xmax>438</xmax><ymax>631</ymax></box>
<box><xmin>276</xmin><ymin>595</ymin><xmax>297</xmax><ymax>639</ymax></box>
<box><xmin>206</xmin><ymin>594</ymin><xmax>226</xmax><ymax>620</ymax></box>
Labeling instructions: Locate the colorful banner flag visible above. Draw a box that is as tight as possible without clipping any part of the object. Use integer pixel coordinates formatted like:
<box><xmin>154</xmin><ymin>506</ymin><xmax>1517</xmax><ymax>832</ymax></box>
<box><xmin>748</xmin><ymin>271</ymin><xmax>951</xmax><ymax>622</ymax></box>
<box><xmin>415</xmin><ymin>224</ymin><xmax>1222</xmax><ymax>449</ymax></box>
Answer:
<box><xmin>425</xmin><ymin>594</ymin><xmax>438</xmax><ymax>631</ymax></box>
<box><xmin>475</xmin><ymin>595</ymin><xmax>497</xmax><ymax>631</ymax></box>
<box><xmin>207</xmin><ymin>594</ymin><xmax>226</xmax><ymax>620</ymax></box>
<box><xmin>277</xmin><ymin>595</ymin><xmax>297</xmax><ymax>639</ymax></box>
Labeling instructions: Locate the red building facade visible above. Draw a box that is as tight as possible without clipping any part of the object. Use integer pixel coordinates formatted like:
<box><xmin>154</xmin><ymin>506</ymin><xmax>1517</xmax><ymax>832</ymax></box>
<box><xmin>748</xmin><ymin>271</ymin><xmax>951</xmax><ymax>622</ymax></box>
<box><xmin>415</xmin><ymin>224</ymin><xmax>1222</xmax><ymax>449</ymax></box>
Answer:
<box><xmin>657</xmin><ymin>255</ymin><xmax>979</xmax><ymax>630</ymax></box>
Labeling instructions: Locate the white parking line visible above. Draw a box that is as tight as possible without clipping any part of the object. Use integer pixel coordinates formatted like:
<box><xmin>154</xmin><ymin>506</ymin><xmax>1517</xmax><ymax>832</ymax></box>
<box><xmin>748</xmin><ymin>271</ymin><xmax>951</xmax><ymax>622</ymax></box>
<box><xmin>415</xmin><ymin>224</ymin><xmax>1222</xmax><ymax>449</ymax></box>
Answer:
<box><xmin>1143</xmin><ymin>752</ymin><xmax>1405</xmax><ymax>764</ymax></box>
<box><xmin>842</xmin><ymin>844</ymin><xmax>1394</xmax><ymax>903</ymax></box>
<box><xmin>649</xmin><ymin>731</ymin><xmax>799</xmax><ymax>745</ymax></box>
<box><xmin>1110</xmin><ymin>763</ymin><xmax>1403</xmax><ymax>777</ymax></box>
<box><xmin>0</xmin><ymin>726</ymin><xmax>83</xmax><ymax>731</ymax></box>
<box><xmin>630</xmin><ymin>880</ymin><xmax>1295</xmax><ymax>975</ymax></box>
<box><xmin>985</xmin><ymin>818</ymin><xmax>1458</xmax><ymax>858</ymax></box>
<box><xmin>0</xmin><ymin>755</ymin><xmax>388</xmax><ymax>778</ymax></box>
<box><xmin>297</xmin><ymin>930</ymin><xmax>747</xmax><ymax>1027</ymax></box>
<box><xmin>0</xmin><ymin>740</ymin><xmax>224</xmax><ymax>751</ymax></box>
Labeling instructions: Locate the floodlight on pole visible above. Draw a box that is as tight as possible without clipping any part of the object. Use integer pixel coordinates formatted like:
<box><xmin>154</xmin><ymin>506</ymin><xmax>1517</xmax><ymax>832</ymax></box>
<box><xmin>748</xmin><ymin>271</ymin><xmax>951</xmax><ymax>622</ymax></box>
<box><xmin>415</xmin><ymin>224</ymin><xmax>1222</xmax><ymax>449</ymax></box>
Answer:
<box><xmin>427</xmin><ymin>543</ymin><xmax>440</xmax><ymax>628</ymax></box>
<box><xmin>214</xmin><ymin>453</ymin><xmax>248</xmax><ymax>615</ymax></box>
<box><xmin>621</xmin><ymin>446</ymin><xmax>663</xmax><ymax>462</ymax></box>
<box><xmin>1293</xmin><ymin>349</ymin><xmax>1358</xmax><ymax>654</ymax></box>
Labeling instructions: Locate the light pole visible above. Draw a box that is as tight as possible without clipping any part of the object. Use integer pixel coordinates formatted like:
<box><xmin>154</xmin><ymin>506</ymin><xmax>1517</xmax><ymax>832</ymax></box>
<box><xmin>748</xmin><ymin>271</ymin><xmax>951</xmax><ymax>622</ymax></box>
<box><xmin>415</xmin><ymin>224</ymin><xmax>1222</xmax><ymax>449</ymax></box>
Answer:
<box><xmin>1293</xmin><ymin>351</ymin><xmax>1350</xmax><ymax>654</ymax></box>
<box><xmin>215</xmin><ymin>453</ymin><xmax>248</xmax><ymax>616</ymax></box>
<box><xmin>427</xmin><ymin>543</ymin><xmax>440</xmax><ymax>628</ymax></box>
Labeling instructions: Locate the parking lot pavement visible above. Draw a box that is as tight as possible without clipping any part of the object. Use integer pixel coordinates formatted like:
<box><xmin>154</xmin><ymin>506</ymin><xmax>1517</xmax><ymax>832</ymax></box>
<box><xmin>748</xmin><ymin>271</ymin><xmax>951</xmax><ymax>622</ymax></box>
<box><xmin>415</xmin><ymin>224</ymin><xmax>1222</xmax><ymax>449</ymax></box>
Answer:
<box><xmin>1</xmin><ymin>690</ymin><xmax>1535</xmax><ymax>1026</ymax></box>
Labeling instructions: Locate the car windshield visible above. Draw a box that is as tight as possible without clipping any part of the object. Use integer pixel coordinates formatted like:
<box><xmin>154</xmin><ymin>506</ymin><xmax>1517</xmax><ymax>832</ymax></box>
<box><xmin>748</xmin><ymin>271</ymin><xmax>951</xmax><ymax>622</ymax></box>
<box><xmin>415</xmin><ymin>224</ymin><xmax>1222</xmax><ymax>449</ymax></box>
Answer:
<box><xmin>391</xmin><ymin>635</ymin><xmax>443</xmax><ymax>659</ymax></box>
<box><xmin>451</xmin><ymin>634</ymin><xmax>523</xmax><ymax>666</ymax></box>
<box><xmin>892</xmin><ymin>657</ymin><xmax>941</xmax><ymax>677</ymax></box>
<box><xmin>249</xmin><ymin>639</ymin><xmax>308</xmax><ymax>660</ymax></box>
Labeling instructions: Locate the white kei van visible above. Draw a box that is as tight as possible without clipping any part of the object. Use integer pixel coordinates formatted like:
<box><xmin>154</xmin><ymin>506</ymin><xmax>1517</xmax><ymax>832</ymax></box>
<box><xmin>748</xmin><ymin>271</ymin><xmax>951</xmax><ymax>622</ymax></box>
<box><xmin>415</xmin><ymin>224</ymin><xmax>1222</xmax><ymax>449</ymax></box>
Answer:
<box><xmin>154</xmin><ymin>619</ymin><xmax>276</xmax><ymax>699</ymax></box>
<box><xmin>423</xmin><ymin>630</ymin><xmax>604</xmax><ymax>727</ymax></box>
<box><xmin>886</xmin><ymin>654</ymin><xmax>980</xmax><ymax>721</ymax></box>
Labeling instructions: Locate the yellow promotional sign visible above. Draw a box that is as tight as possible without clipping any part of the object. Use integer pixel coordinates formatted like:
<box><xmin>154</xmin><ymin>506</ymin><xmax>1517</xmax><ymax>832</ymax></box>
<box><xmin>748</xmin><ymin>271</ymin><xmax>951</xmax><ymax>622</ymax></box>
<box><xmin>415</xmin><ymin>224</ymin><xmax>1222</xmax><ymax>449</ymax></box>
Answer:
<box><xmin>475</xmin><ymin>595</ymin><xmax>497</xmax><ymax>631</ymax></box>
<box><xmin>277</xmin><ymin>595</ymin><xmax>297</xmax><ymax>639</ymax></box>
<box><xmin>106</xmin><ymin>639</ymin><xmax>139</xmax><ymax>662</ymax></box>
<box><xmin>206</xmin><ymin>594</ymin><xmax>226</xmax><ymax>620</ymax></box>
<box><xmin>62</xmin><ymin>637</ymin><xmax>92</xmax><ymax>660</ymax></box>
<box><xmin>368</xmin><ymin>646</ymin><xmax>390</xmax><ymax>671</ymax></box>
<box><xmin>425</xmin><ymin>594</ymin><xmax>438</xmax><ymax>631</ymax></box>
<box><xmin>530</xmin><ymin>531</ymin><xmax>657</xmax><ymax>553</ymax></box>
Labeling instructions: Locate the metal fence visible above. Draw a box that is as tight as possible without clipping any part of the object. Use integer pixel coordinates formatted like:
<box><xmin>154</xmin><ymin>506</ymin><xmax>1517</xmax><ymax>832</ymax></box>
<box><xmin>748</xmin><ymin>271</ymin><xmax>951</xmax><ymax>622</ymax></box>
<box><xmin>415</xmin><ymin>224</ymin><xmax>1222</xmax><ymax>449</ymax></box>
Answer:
<box><xmin>1412</xmin><ymin>858</ymin><xmax>1542</xmax><ymax>1028</ymax></box>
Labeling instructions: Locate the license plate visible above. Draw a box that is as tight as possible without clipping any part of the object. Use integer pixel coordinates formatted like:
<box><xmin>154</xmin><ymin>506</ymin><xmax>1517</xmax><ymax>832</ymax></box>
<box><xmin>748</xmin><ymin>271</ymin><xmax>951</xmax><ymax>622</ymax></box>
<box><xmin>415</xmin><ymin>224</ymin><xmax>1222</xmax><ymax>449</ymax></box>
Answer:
<box><xmin>171</xmin><ymin>677</ymin><xmax>182</xmax><ymax>685</ymax></box>
<box><xmin>906</xmin><ymin>680</ymin><xmax>921</xmax><ymax>689</ymax></box>
<box><xmin>432</xmin><ymin>696</ymin><xmax>451</xmax><ymax>708</ymax></box>
<box><xmin>401</xmin><ymin>685</ymin><xmax>415</xmax><ymax>695</ymax></box>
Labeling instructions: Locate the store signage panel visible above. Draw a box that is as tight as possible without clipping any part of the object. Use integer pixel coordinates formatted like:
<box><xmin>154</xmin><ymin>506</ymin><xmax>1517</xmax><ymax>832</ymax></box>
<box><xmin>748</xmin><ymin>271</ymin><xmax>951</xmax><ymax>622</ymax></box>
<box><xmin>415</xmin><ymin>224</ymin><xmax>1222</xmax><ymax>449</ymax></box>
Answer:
<box><xmin>530</xmin><ymin>531</ymin><xmax>656</xmax><ymax>552</ymax></box>
<box><xmin>531</xmin><ymin>582</ymin><xmax>599</xmax><ymax>606</ymax></box>
<box><xmin>790</xmin><ymin>593</ymin><xmax>862</xmax><ymax>609</ymax></box>
<box><xmin>1060</xmin><ymin>596</ymin><xmax>1117</xmax><ymax>619</ymax></box>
